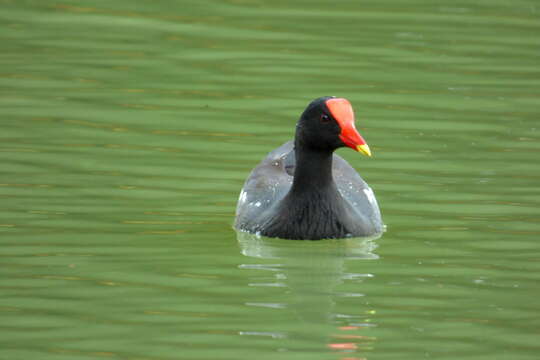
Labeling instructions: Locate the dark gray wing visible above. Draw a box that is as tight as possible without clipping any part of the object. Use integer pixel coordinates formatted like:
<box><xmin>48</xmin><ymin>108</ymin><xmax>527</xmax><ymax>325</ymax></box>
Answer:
<box><xmin>235</xmin><ymin>141</ymin><xmax>295</xmax><ymax>230</ymax></box>
<box><xmin>332</xmin><ymin>154</ymin><xmax>382</xmax><ymax>230</ymax></box>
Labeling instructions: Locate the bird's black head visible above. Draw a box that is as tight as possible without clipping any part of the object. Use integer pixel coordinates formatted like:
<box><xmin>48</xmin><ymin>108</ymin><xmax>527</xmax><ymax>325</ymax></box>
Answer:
<box><xmin>295</xmin><ymin>96</ymin><xmax>371</xmax><ymax>156</ymax></box>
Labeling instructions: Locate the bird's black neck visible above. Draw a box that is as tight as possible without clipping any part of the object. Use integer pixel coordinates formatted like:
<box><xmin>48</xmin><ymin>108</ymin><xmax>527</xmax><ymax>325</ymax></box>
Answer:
<box><xmin>290</xmin><ymin>145</ymin><xmax>336</xmax><ymax>193</ymax></box>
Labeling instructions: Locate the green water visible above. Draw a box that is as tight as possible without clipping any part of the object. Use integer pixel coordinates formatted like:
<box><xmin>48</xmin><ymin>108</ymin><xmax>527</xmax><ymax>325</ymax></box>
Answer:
<box><xmin>2</xmin><ymin>1</ymin><xmax>540</xmax><ymax>359</ymax></box>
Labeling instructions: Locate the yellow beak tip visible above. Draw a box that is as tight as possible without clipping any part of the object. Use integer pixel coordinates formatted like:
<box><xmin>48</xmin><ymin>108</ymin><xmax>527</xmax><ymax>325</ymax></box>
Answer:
<box><xmin>356</xmin><ymin>144</ymin><xmax>372</xmax><ymax>157</ymax></box>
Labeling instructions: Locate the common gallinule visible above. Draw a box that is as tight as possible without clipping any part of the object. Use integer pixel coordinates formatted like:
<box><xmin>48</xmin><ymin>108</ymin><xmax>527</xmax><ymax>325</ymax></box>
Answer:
<box><xmin>235</xmin><ymin>96</ymin><xmax>383</xmax><ymax>240</ymax></box>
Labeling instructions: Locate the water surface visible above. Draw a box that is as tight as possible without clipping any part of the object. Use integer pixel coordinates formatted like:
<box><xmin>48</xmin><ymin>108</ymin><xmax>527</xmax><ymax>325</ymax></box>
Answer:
<box><xmin>2</xmin><ymin>1</ymin><xmax>540</xmax><ymax>359</ymax></box>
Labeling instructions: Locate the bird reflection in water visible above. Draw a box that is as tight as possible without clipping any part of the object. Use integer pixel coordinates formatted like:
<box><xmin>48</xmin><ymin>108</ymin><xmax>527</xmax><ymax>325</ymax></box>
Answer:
<box><xmin>237</xmin><ymin>231</ymin><xmax>381</xmax><ymax>358</ymax></box>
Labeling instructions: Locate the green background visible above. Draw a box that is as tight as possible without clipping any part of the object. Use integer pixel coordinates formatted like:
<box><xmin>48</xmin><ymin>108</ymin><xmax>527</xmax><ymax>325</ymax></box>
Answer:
<box><xmin>2</xmin><ymin>1</ymin><xmax>539</xmax><ymax>359</ymax></box>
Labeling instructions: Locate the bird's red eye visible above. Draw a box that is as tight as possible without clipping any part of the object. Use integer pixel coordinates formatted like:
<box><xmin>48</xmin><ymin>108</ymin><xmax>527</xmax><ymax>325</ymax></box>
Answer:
<box><xmin>321</xmin><ymin>114</ymin><xmax>331</xmax><ymax>123</ymax></box>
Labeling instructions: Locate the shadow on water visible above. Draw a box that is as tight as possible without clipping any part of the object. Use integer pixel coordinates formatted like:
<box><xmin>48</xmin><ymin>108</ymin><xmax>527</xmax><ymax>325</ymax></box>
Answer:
<box><xmin>236</xmin><ymin>231</ymin><xmax>381</xmax><ymax>357</ymax></box>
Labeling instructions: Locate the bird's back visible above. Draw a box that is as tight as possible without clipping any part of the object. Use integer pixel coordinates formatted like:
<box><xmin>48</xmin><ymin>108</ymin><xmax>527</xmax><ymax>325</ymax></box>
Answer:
<box><xmin>234</xmin><ymin>141</ymin><xmax>383</xmax><ymax>236</ymax></box>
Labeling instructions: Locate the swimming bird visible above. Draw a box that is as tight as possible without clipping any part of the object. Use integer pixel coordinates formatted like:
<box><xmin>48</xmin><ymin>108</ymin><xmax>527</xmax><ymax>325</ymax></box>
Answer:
<box><xmin>234</xmin><ymin>96</ymin><xmax>383</xmax><ymax>240</ymax></box>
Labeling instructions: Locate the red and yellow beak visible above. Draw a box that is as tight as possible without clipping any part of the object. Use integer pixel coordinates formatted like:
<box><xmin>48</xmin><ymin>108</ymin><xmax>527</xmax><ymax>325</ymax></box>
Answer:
<box><xmin>325</xmin><ymin>98</ymin><xmax>372</xmax><ymax>157</ymax></box>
